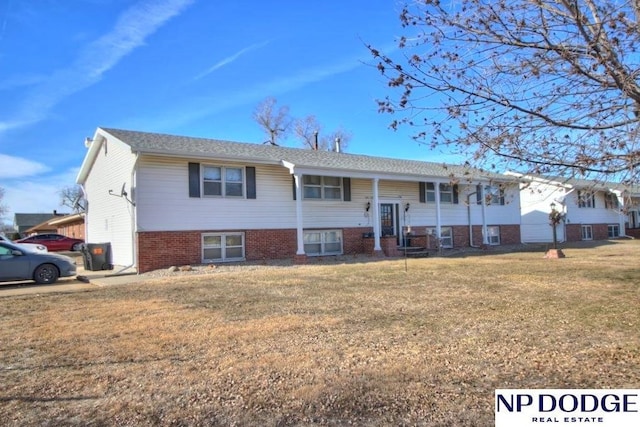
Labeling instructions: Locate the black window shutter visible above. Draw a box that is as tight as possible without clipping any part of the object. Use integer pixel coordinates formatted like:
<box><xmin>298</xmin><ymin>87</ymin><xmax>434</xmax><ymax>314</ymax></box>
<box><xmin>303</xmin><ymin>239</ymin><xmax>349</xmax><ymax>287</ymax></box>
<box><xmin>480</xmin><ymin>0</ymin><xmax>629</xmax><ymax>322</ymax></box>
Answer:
<box><xmin>419</xmin><ymin>182</ymin><xmax>426</xmax><ymax>203</ymax></box>
<box><xmin>453</xmin><ymin>184</ymin><xmax>459</xmax><ymax>204</ymax></box>
<box><xmin>246</xmin><ymin>167</ymin><xmax>256</xmax><ymax>199</ymax></box>
<box><xmin>476</xmin><ymin>185</ymin><xmax>482</xmax><ymax>204</ymax></box>
<box><xmin>188</xmin><ymin>162</ymin><xmax>200</xmax><ymax>198</ymax></box>
<box><xmin>343</xmin><ymin>177</ymin><xmax>351</xmax><ymax>201</ymax></box>
<box><xmin>292</xmin><ymin>176</ymin><xmax>297</xmax><ymax>200</ymax></box>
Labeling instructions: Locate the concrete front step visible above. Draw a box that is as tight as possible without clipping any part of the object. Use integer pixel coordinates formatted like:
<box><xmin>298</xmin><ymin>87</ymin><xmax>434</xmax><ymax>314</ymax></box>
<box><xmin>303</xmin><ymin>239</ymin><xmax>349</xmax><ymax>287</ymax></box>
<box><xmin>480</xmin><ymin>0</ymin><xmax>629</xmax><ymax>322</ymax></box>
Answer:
<box><xmin>397</xmin><ymin>247</ymin><xmax>430</xmax><ymax>258</ymax></box>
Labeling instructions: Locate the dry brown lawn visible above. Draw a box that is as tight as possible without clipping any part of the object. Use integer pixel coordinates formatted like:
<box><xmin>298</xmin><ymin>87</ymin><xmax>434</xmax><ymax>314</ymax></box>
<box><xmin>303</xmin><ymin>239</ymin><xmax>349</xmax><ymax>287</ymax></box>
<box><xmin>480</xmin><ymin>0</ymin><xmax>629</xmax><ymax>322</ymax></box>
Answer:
<box><xmin>0</xmin><ymin>240</ymin><xmax>639</xmax><ymax>426</ymax></box>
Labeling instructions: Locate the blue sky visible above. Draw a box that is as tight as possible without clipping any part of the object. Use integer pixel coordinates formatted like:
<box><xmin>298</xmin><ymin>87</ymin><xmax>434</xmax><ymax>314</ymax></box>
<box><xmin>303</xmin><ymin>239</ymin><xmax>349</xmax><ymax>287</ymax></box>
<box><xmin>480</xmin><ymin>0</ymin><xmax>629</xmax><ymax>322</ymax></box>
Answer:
<box><xmin>0</xmin><ymin>0</ymin><xmax>459</xmax><ymax>224</ymax></box>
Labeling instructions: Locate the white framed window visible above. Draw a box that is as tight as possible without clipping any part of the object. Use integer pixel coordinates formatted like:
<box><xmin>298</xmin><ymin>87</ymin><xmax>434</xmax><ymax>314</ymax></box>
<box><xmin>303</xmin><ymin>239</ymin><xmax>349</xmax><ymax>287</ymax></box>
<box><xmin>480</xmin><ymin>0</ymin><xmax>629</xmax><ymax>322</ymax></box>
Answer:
<box><xmin>440</xmin><ymin>184</ymin><xmax>454</xmax><ymax>204</ymax></box>
<box><xmin>425</xmin><ymin>183</ymin><xmax>458</xmax><ymax>204</ymax></box>
<box><xmin>427</xmin><ymin>227</ymin><xmax>453</xmax><ymax>248</ymax></box>
<box><xmin>608</xmin><ymin>225</ymin><xmax>620</xmax><ymax>238</ymax></box>
<box><xmin>577</xmin><ymin>191</ymin><xmax>595</xmax><ymax>208</ymax></box>
<box><xmin>202</xmin><ymin>166</ymin><xmax>244</xmax><ymax>197</ymax></box>
<box><xmin>202</xmin><ymin>233</ymin><xmax>245</xmax><ymax>262</ymax></box>
<box><xmin>477</xmin><ymin>185</ymin><xmax>505</xmax><ymax>205</ymax></box>
<box><xmin>303</xmin><ymin>230</ymin><xmax>343</xmax><ymax>255</ymax></box>
<box><xmin>303</xmin><ymin>176</ymin><xmax>342</xmax><ymax>200</ymax></box>
<box><xmin>487</xmin><ymin>226</ymin><xmax>500</xmax><ymax>245</ymax></box>
<box><xmin>604</xmin><ymin>193</ymin><xmax>620</xmax><ymax>209</ymax></box>
<box><xmin>581</xmin><ymin>225</ymin><xmax>593</xmax><ymax>240</ymax></box>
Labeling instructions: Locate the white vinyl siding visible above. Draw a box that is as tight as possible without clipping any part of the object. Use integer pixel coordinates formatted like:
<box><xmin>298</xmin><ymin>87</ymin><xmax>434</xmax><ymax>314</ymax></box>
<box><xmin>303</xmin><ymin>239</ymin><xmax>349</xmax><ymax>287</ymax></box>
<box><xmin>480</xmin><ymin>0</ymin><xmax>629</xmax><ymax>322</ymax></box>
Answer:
<box><xmin>303</xmin><ymin>230</ymin><xmax>343</xmax><ymax>255</ymax></box>
<box><xmin>137</xmin><ymin>158</ymin><xmax>297</xmax><ymax>231</ymax></box>
<box><xmin>202</xmin><ymin>233</ymin><xmax>244</xmax><ymax>262</ymax></box>
<box><xmin>83</xmin><ymin>135</ymin><xmax>137</xmax><ymax>267</ymax></box>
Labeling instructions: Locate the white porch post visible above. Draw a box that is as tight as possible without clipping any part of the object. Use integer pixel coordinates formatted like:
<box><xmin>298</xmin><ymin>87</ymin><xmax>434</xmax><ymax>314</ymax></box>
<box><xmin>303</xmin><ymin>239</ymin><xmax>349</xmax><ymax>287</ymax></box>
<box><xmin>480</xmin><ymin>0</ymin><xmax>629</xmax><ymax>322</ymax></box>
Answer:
<box><xmin>294</xmin><ymin>173</ymin><xmax>305</xmax><ymax>255</ymax></box>
<box><xmin>480</xmin><ymin>184</ymin><xmax>489</xmax><ymax>244</ymax></box>
<box><xmin>435</xmin><ymin>183</ymin><xmax>442</xmax><ymax>238</ymax></box>
<box><xmin>617</xmin><ymin>192</ymin><xmax>626</xmax><ymax>236</ymax></box>
<box><xmin>372</xmin><ymin>178</ymin><xmax>381</xmax><ymax>251</ymax></box>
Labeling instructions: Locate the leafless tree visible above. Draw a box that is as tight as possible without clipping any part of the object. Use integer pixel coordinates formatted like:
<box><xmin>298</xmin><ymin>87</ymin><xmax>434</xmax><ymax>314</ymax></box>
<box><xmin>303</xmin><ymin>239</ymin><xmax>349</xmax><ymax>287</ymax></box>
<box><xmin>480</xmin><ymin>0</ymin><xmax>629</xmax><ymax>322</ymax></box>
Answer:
<box><xmin>322</xmin><ymin>127</ymin><xmax>352</xmax><ymax>152</ymax></box>
<box><xmin>368</xmin><ymin>0</ymin><xmax>640</xmax><ymax>184</ymax></box>
<box><xmin>253</xmin><ymin>97</ymin><xmax>292</xmax><ymax>146</ymax></box>
<box><xmin>59</xmin><ymin>185</ymin><xmax>86</xmax><ymax>213</ymax></box>
<box><xmin>293</xmin><ymin>115</ymin><xmax>352</xmax><ymax>151</ymax></box>
<box><xmin>294</xmin><ymin>115</ymin><xmax>323</xmax><ymax>149</ymax></box>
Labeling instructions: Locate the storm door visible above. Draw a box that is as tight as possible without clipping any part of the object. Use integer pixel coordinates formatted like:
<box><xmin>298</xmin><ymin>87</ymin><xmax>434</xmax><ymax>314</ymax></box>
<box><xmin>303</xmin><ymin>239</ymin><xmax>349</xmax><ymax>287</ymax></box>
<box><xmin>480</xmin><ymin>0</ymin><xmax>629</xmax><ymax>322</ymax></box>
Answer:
<box><xmin>380</xmin><ymin>203</ymin><xmax>400</xmax><ymax>244</ymax></box>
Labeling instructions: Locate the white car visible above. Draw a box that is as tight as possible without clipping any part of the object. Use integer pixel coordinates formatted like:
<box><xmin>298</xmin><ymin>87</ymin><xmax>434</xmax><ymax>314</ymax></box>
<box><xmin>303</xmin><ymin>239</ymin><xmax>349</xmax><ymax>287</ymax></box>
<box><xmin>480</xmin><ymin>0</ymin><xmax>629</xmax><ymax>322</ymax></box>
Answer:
<box><xmin>0</xmin><ymin>234</ymin><xmax>48</xmax><ymax>253</ymax></box>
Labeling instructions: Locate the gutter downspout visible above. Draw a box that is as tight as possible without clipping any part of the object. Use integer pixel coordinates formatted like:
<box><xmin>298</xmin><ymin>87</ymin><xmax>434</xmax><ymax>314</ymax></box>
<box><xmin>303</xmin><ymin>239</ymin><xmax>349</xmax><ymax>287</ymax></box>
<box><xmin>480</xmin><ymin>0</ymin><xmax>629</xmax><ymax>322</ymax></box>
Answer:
<box><xmin>112</xmin><ymin>152</ymin><xmax>139</xmax><ymax>275</ymax></box>
<box><xmin>127</xmin><ymin>152</ymin><xmax>140</xmax><ymax>273</ymax></box>
<box><xmin>480</xmin><ymin>185</ymin><xmax>489</xmax><ymax>245</ymax></box>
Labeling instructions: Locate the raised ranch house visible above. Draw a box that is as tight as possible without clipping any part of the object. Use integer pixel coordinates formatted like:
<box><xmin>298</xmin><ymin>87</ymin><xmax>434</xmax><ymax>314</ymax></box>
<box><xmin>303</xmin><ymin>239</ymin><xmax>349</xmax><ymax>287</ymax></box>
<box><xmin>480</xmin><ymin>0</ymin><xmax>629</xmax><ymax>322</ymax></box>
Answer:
<box><xmin>76</xmin><ymin>128</ymin><xmax>523</xmax><ymax>273</ymax></box>
<box><xmin>509</xmin><ymin>173</ymin><xmax>638</xmax><ymax>243</ymax></box>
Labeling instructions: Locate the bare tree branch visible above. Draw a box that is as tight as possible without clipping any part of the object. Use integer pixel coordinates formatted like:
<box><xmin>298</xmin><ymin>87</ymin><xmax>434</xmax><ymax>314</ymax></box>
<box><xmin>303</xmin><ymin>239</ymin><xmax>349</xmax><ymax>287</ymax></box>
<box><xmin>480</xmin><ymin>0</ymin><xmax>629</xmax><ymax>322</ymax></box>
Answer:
<box><xmin>368</xmin><ymin>0</ymin><xmax>640</xmax><ymax>183</ymax></box>
<box><xmin>252</xmin><ymin>97</ymin><xmax>292</xmax><ymax>146</ymax></box>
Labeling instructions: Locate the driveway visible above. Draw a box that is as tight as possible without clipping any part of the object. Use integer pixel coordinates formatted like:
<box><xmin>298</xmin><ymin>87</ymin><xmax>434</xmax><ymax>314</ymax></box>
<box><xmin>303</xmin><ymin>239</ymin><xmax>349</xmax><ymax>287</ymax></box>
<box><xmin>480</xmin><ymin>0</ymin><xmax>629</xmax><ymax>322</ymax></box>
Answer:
<box><xmin>0</xmin><ymin>259</ymin><xmax>146</xmax><ymax>297</ymax></box>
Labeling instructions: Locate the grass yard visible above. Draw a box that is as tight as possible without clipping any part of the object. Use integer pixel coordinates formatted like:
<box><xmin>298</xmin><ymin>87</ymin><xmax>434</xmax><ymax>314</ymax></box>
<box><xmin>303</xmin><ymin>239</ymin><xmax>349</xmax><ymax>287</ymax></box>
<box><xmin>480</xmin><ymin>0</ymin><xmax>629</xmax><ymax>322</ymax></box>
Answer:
<box><xmin>0</xmin><ymin>240</ymin><xmax>639</xmax><ymax>426</ymax></box>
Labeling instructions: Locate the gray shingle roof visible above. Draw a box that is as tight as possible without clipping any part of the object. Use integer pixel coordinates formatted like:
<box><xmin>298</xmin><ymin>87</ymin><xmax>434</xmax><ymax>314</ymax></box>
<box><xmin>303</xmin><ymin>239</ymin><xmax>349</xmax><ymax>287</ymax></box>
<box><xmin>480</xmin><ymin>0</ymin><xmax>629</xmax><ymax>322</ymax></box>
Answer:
<box><xmin>101</xmin><ymin>128</ymin><xmax>509</xmax><ymax>182</ymax></box>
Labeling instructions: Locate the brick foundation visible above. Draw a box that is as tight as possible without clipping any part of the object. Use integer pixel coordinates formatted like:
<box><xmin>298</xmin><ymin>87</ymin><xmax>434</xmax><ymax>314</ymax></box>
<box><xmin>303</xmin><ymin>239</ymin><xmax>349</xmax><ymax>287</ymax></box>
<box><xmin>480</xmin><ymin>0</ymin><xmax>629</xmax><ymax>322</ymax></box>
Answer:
<box><xmin>137</xmin><ymin>227</ymin><xmax>373</xmax><ymax>273</ymax></box>
<box><xmin>566</xmin><ymin>223</ymin><xmax>615</xmax><ymax>241</ymax></box>
<box><xmin>245</xmin><ymin>229</ymin><xmax>297</xmax><ymax>261</ymax></box>
<box><xmin>136</xmin><ymin>224</ymin><xmax>523</xmax><ymax>273</ymax></box>
<box><xmin>626</xmin><ymin>228</ymin><xmax>640</xmax><ymax>238</ymax></box>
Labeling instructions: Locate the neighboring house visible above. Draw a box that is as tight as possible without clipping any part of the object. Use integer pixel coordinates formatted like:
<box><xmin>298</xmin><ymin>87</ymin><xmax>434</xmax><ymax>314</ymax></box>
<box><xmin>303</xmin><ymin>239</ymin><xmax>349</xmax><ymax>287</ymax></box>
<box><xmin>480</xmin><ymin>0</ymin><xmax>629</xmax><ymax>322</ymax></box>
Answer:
<box><xmin>509</xmin><ymin>174</ymin><xmax>633</xmax><ymax>243</ymax></box>
<box><xmin>48</xmin><ymin>213</ymin><xmax>85</xmax><ymax>240</ymax></box>
<box><xmin>25</xmin><ymin>212</ymin><xmax>79</xmax><ymax>236</ymax></box>
<box><xmin>624</xmin><ymin>188</ymin><xmax>640</xmax><ymax>239</ymax></box>
<box><xmin>13</xmin><ymin>212</ymin><xmax>66</xmax><ymax>236</ymax></box>
<box><xmin>76</xmin><ymin>128</ymin><xmax>523</xmax><ymax>273</ymax></box>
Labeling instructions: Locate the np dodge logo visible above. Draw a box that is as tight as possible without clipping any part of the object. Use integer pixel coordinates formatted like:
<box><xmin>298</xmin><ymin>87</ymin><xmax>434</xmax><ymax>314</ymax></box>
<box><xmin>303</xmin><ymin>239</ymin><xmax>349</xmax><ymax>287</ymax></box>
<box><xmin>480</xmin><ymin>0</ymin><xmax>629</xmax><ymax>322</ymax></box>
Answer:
<box><xmin>495</xmin><ymin>389</ymin><xmax>640</xmax><ymax>427</ymax></box>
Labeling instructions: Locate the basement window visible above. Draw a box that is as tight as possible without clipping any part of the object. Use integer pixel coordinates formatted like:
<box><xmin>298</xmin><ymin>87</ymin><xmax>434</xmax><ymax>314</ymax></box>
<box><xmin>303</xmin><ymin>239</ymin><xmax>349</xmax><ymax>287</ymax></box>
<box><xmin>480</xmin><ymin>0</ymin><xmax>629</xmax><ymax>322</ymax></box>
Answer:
<box><xmin>303</xmin><ymin>230</ymin><xmax>343</xmax><ymax>256</ymax></box>
<box><xmin>427</xmin><ymin>227</ymin><xmax>453</xmax><ymax>248</ymax></box>
<box><xmin>487</xmin><ymin>226</ymin><xmax>500</xmax><ymax>245</ymax></box>
<box><xmin>202</xmin><ymin>233</ymin><xmax>245</xmax><ymax>262</ymax></box>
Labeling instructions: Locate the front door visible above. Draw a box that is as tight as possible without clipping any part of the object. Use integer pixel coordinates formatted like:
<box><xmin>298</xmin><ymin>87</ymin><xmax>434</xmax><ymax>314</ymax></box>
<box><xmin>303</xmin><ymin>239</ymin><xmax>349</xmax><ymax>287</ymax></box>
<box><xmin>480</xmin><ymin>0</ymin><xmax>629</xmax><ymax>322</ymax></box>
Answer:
<box><xmin>380</xmin><ymin>203</ymin><xmax>399</xmax><ymax>242</ymax></box>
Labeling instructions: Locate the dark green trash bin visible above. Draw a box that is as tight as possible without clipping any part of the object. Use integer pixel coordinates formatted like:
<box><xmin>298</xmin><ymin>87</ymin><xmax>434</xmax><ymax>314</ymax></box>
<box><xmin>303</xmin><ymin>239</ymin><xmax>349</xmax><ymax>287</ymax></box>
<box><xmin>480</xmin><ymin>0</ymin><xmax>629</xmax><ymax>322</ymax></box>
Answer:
<box><xmin>81</xmin><ymin>243</ymin><xmax>113</xmax><ymax>271</ymax></box>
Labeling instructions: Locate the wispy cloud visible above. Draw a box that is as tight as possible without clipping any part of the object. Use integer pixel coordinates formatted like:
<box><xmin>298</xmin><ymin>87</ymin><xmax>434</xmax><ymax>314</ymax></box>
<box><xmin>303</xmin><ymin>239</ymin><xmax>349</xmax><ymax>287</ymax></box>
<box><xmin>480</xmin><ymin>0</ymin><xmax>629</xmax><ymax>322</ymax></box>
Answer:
<box><xmin>194</xmin><ymin>39</ymin><xmax>272</xmax><ymax>80</ymax></box>
<box><xmin>126</xmin><ymin>50</ymin><xmax>372</xmax><ymax>131</ymax></box>
<box><xmin>0</xmin><ymin>0</ymin><xmax>12</xmax><ymax>45</ymax></box>
<box><xmin>0</xmin><ymin>153</ymin><xmax>50</xmax><ymax>178</ymax></box>
<box><xmin>0</xmin><ymin>0</ymin><xmax>194</xmax><ymax>136</ymax></box>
